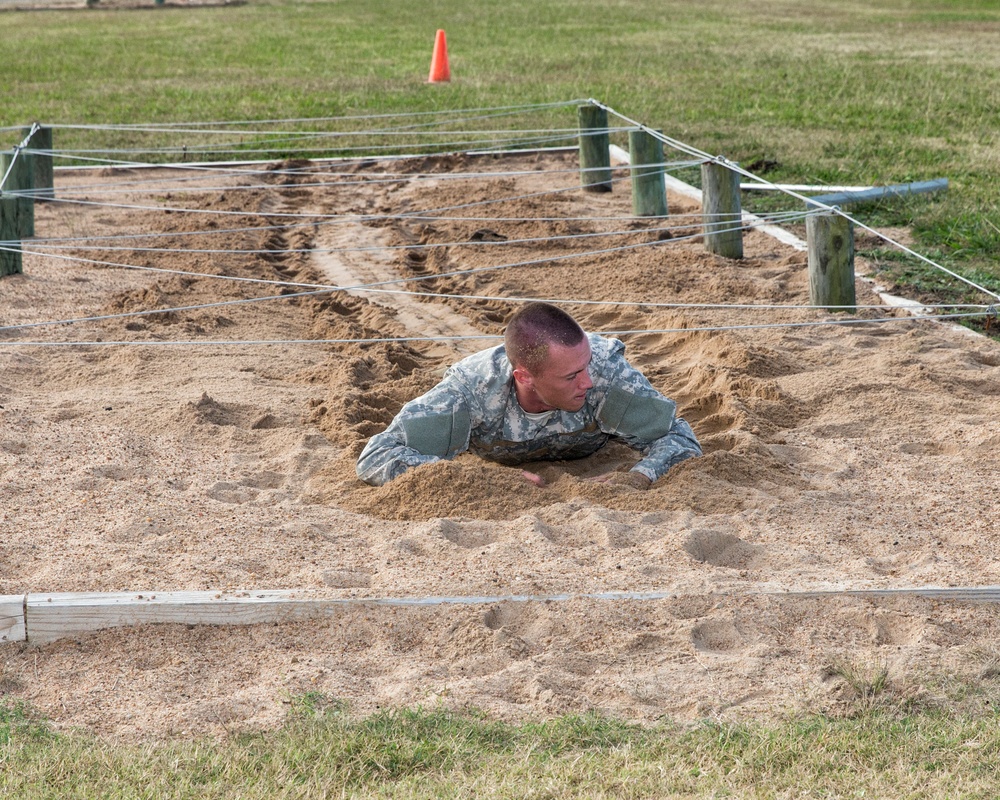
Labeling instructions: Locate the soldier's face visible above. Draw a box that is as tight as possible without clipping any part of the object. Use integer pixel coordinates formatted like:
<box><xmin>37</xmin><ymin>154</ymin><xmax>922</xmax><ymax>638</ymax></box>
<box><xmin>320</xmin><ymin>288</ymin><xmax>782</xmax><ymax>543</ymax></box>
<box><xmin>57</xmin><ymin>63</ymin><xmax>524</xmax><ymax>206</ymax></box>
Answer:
<box><xmin>526</xmin><ymin>339</ymin><xmax>593</xmax><ymax>412</ymax></box>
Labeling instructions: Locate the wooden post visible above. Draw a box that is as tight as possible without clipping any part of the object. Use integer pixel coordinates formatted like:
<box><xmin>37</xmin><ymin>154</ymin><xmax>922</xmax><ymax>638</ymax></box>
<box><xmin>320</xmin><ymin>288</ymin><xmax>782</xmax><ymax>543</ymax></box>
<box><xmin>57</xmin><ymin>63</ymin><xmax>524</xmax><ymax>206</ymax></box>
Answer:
<box><xmin>628</xmin><ymin>128</ymin><xmax>667</xmax><ymax>217</ymax></box>
<box><xmin>701</xmin><ymin>160</ymin><xmax>743</xmax><ymax>259</ymax></box>
<box><xmin>22</xmin><ymin>125</ymin><xmax>54</xmax><ymax>200</ymax></box>
<box><xmin>578</xmin><ymin>104</ymin><xmax>612</xmax><ymax>193</ymax></box>
<box><xmin>807</xmin><ymin>211</ymin><xmax>855</xmax><ymax>310</ymax></box>
<box><xmin>0</xmin><ymin>149</ymin><xmax>34</xmax><ymax>239</ymax></box>
<box><xmin>0</xmin><ymin>196</ymin><xmax>22</xmax><ymax>277</ymax></box>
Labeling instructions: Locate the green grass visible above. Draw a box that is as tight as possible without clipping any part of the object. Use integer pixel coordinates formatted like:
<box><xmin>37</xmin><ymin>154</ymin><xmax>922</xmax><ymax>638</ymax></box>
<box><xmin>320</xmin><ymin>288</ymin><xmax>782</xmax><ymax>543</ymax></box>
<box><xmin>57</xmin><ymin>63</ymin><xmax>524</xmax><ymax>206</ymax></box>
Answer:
<box><xmin>6</xmin><ymin>696</ymin><xmax>1000</xmax><ymax>798</ymax></box>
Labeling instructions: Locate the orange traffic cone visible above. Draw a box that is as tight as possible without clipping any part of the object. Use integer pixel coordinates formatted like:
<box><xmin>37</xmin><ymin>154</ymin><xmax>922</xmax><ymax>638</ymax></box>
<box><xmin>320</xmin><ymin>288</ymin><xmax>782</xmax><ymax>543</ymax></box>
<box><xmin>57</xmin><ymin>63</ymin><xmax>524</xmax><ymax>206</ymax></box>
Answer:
<box><xmin>428</xmin><ymin>29</ymin><xmax>451</xmax><ymax>83</ymax></box>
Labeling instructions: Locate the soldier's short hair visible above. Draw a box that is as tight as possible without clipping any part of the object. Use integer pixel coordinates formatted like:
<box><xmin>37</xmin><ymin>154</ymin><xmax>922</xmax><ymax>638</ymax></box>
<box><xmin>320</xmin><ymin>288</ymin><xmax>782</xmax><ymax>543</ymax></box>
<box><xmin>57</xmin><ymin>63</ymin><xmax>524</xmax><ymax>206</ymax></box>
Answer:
<box><xmin>504</xmin><ymin>302</ymin><xmax>585</xmax><ymax>373</ymax></box>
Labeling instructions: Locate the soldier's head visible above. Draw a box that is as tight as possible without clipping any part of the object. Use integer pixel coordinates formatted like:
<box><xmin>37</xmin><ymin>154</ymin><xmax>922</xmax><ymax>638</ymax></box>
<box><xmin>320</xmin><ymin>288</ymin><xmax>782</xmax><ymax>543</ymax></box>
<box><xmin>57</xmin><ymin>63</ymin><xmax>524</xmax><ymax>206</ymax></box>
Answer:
<box><xmin>505</xmin><ymin>303</ymin><xmax>593</xmax><ymax>413</ymax></box>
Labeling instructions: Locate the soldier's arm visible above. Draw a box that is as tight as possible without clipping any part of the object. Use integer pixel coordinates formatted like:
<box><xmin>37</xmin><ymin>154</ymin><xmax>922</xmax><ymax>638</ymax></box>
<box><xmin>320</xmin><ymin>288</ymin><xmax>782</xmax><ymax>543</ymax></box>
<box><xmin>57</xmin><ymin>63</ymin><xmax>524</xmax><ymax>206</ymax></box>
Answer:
<box><xmin>596</xmin><ymin>343</ymin><xmax>702</xmax><ymax>485</ymax></box>
<box><xmin>356</xmin><ymin>382</ymin><xmax>474</xmax><ymax>487</ymax></box>
<box><xmin>630</xmin><ymin>416</ymin><xmax>702</xmax><ymax>482</ymax></box>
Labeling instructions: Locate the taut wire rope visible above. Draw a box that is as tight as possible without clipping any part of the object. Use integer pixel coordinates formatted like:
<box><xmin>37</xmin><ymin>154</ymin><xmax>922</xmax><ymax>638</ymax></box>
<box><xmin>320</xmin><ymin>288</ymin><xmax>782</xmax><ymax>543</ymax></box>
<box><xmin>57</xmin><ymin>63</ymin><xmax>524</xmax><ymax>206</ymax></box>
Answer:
<box><xmin>6</xmin><ymin>102</ymin><xmax>996</xmax><ymax>341</ymax></box>
<box><xmin>598</xmin><ymin>100</ymin><xmax>1000</xmax><ymax>305</ymax></box>
<box><xmin>0</xmin><ymin>310</ymin><xmax>988</xmax><ymax>349</ymax></box>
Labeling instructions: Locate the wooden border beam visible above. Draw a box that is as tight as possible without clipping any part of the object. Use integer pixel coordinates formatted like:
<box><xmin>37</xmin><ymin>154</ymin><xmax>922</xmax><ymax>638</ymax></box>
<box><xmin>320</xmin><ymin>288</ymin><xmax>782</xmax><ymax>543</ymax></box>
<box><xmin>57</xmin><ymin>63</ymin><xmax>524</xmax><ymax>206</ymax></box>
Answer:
<box><xmin>1</xmin><ymin>595</ymin><xmax>26</xmax><ymax>643</ymax></box>
<box><xmin>24</xmin><ymin>590</ymin><xmax>336</xmax><ymax>645</ymax></box>
<box><xmin>5</xmin><ymin>583</ymin><xmax>1000</xmax><ymax>647</ymax></box>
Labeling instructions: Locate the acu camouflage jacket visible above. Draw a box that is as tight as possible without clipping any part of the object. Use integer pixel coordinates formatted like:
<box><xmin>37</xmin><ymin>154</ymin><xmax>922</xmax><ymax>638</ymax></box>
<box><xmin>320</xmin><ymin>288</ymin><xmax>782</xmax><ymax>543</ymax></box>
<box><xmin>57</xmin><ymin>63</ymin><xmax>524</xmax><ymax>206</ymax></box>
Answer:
<box><xmin>356</xmin><ymin>334</ymin><xmax>701</xmax><ymax>486</ymax></box>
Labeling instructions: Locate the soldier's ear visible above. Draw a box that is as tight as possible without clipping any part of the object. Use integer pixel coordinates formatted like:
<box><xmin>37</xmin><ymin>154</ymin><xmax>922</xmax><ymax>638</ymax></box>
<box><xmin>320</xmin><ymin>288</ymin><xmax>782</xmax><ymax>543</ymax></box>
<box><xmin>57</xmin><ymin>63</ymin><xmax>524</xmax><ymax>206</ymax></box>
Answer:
<box><xmin>512</xmin><ymin>365</ymin><xmax>534</xmax><ymax>389</ymax></box>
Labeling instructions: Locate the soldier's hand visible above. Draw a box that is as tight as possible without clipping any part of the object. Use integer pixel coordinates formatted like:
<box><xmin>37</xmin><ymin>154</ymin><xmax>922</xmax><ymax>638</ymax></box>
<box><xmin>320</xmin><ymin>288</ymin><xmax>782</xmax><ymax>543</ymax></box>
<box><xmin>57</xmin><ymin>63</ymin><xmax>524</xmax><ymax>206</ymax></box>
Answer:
<box><xmin>522</xmin><ymin>470</ymin><xmax>547</xmax><ymax>487</ymax></box>
<box><xmin>589</xmin><ymin>471</ymin><xmax>652</xmax><ymax>490</ymax></box>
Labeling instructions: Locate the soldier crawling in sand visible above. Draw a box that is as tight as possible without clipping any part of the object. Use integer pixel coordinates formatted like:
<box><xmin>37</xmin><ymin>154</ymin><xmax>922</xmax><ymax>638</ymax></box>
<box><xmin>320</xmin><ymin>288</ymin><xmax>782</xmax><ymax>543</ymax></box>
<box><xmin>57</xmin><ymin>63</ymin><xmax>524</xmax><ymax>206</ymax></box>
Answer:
<box><xmin>356</xmin><ymin>301</ymin><xmax>701</xmax><ymax>489</ymax></box>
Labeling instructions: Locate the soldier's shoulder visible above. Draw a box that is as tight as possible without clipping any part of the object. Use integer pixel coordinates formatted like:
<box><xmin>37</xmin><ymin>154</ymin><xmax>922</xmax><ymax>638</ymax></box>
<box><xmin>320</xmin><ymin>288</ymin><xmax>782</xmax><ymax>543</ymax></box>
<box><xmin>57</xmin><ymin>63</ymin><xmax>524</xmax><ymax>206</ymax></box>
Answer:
<box><xmin>449</xmin><ymin>344</ymin><xmax>509</xmax><ymax>379</ymax></box>
<box><xmin>587</xmin><ymin>333</ymin><xmax>626</xmax><ymax>362</ymax></box>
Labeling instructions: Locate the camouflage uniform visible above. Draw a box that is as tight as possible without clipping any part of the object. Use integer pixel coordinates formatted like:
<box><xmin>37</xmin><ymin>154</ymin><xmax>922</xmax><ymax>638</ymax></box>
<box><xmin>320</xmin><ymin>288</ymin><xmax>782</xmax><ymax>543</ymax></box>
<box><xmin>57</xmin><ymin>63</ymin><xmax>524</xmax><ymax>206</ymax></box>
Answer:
<box><xmin>356</xmin><ymin>333</ymin><xmax>701</xmax><ymax>486</ymax></box>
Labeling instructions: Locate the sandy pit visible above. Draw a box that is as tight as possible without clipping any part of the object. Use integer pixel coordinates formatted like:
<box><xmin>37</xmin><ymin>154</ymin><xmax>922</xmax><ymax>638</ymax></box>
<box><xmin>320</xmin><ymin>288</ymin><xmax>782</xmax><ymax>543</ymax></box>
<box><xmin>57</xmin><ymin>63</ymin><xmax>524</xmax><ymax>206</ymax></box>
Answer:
<box><xmin>2</xmin><ymin>150</ymin><xmax>1000</xmax><ymax>737</ymax></box>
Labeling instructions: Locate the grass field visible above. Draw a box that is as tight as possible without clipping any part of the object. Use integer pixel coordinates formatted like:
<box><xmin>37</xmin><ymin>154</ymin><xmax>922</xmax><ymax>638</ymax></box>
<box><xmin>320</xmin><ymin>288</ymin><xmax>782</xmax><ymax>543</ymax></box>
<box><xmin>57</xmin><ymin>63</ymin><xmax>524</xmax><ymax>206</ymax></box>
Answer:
<box><xmin>4</xmin><ymin>1</ymin><xmax>1000</xmax><ymax>795</ymax></box>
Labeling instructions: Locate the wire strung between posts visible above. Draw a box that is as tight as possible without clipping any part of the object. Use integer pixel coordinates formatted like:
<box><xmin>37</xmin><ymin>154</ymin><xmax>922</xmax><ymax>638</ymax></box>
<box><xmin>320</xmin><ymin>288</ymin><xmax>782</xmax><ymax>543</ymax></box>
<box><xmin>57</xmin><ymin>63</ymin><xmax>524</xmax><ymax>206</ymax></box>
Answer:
<box><xmin>13</xmin><ymin>103</ymin><xmax>993</xmax><ymax>333</ymax></box>
<box><xmin>35</xmin><ymin>136</ymin><xmax>585</xmax><ymax>173</ymax></box>
<box><xmin>3</xmin><ymin>220</ymin><xmax>988</xmax><ymax>337</ymax></box>
<box><xmin>44</xmin><ymin>103</ymin><xmax>594</xmax><ymax>140</ymax></box>
<box><xmin>721</xmin><ymin>152</ymin><xmax>1000</xmax><ymax>304</ymax></box>
<box><xmin>6</xmin><ymin>241</ymin><xmax>982</xmax><ymax>336</ymax></box>
<box><xmin>2</xmin><ymin>217</ymin><xmax>780</xmax><ymax>332</ymax></box>
<box><xmin>7</xmin><ymin>211</ymin><xmax>825</xmax><ymax>325</ymax></box>
<box><xmin>34</xmin><ymin>132</ymin><xmax>684</xmax><ymax>198</ymax></box>
<box><xmin>47</xmin><ymin>127</ymin><xmax>589</xmax><ymax>150</ymax></box>
<box><xmin>42</xmin><ymin>130</ymin><xmax>596</xmax><ymax>161</ymax></box>
<box><xmin>12</xmin><ymin>176</ymin><xmax>809</xmax><ymax>246</ymax></box>
<box><xmin>17</xmin><ymin>162</ymin><xmax>641</xmax><ymax>218</ymax></box>
<box><xmin>0</xmin><ymin>210</ymin><xmax>858</xmax><ymax>332</ymax></box>
<box><xmin>850</xmin><ymin>216</ymin><xmax>1000</xmax><ymax>303</ymax></box>
<box><xmin>4</xmin><ymin>208</ymin><xmax>805</xmax><ymax>260</ymax></box>
<box><xmin>596</xmin><ymin>100</ymin><xmax>715</xmax><ymax>164</ymax></box>
<box><xmin>1</xmin><ymin>137</ymin><xmax>964</xmax><ymax>329</ymax></box>
<box><xmin>12</xmin><ymin>204</ymin><xmax>733</xmax><ymax>244</ymax></box>
<box><xmin>43</xmin><ymin>139</ymin><xmax>580</xmax><ymax>175</ymax></box>
<box><xmin>0</xmin><ymin>310</ymin><xmax>989</xmax><ymax>348</ymax></box>
<box><xmin>30</xmin><ymin>101</ymin><xmax>987</xmax><ymax>315</ymax></box>
<box><xmin>18</xmin><ymin>148</ymin><xmax>708</xmax><ymax>222</ymax></box>
<box><xmin>33</xmin><ymin>159</ymin><xmax>705</xmax><ymax>200</ymax></box>
<box><xmin>595</xmin><ymin>100</ymin><xmax>1000</xmax><ymax>305</ymax></box>
<box><xmin>11</xmin><ymin>160</ymin><xmax>721</xmax><ymax>226</ymax></box>
<box><xmin>22</xmin><ymin>212</ymin><xmax>810</xmax><ymax>257</ymax></box>
<box><xmin>2</xmin><ymin>280</ymin><xmax>984</xmax><ymax>335</ymax></box>
<box><xmin>43</xmin><ymin>100</ymin><xmax>590</xmax><ymax>132</ymax></box>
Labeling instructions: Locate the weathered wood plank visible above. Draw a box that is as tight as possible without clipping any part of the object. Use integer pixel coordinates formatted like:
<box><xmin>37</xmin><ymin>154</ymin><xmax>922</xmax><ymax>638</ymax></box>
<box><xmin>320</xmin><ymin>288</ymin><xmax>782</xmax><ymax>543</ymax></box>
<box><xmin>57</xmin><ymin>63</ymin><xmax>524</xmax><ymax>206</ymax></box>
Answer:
<box><xmin>1</xmin><ymin>595</ymin><xmax>26</xmax><ymax>643</ymax></box>
<box><xmin>16</xmin><ymin>583</ymin><xmax>1000</xmax><ymax>648</ymax></box>
<box><xmin>25</xmin><ymin>590</ymin><xmax>337</xmax><ymax>644</ymax></box>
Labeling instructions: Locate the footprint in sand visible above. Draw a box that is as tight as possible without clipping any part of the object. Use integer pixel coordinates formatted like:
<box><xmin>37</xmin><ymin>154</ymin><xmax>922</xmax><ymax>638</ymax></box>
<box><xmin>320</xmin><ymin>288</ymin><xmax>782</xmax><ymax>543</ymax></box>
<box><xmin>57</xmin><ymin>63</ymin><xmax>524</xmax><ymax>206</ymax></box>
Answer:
<box><xmin>690</xmin><ymin>619</ymin><xmax>746</xmax><ymax>653</ymax></box>
<box><xmin>683</xmin><ymin>529</ymin><xmax>762</xmax><ymax>570</ymax></box>
<box><xmin>426</xmin><ymin>518</ymin><xmax>498</xmax><ymax>549</ymax></box>
<box><xmin>483</xmin><ymin>603</ymin><xmax>523</xmax><ymax>631</ymax></box>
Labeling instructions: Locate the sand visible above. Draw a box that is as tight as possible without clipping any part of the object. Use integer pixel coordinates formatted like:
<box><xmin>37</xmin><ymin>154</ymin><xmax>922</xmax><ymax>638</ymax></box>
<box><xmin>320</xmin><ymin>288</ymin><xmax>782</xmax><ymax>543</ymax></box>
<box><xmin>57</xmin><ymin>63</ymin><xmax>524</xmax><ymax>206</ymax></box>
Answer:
<box><xmin>2</xmin><ymin>150</ymin><xmax>1000</xmax><ymax>738</ymax></box>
